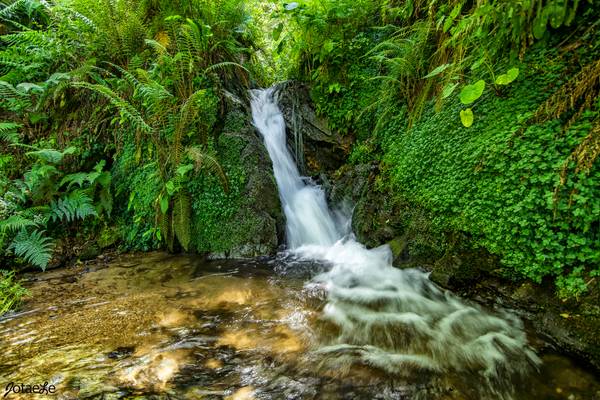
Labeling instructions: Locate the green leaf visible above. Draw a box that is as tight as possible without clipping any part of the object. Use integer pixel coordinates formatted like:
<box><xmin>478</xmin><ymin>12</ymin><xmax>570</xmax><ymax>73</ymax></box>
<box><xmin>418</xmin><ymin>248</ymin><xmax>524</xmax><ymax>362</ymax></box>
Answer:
<box><xmin>442</xmin><ymin>82</ymin><xmax>459</xmax><ymax>99</ymax></box>
<box><xmin>165</xmin><ymin>180</ymin><xmax>176</xmax><ymax>196</ymax></box>
<box><xmin>532</xmin><ymin>14</ymin><xmax>547</xmax><ymax>39</ymax></box>
<box><xmin>272</xmin><ymin>23</ymin><xmax>283</xmax><ymax>41</ymax></box>
<box><xmin>173</xmin><ymin>191</ymin><xmax>191</xmax><ymax>251</ymax></box>
<box><xmin>424</xmin><ymin>63</ymin><xmax>452</xmax><ymax>79</ymax></box>
<box><xmin>495</xmin><ymin>68</ymin><xmax>520</xmax><ymax>85</ymax></box>
<box><xmin>10</xmin><ymin>230</ymin><xmax>54</xmax><ymax>270</ymax></box>
<box><xmin>460</xmin><ymin>108</ymin><xmax>474</xmax><ymax>127</ymax></box>
<box><xmin>176</xmin><ymin>163</ymin><xmax>194</xmax><ymax>177</ymax></box>
<box><xmin>159</xmin><ymin>194</ymin><xmax>169</xmax><ymax>214</ymax></box>
<box><xmin>26</xmin><ymin>149</ymin><xmax>63</xmax><ymax>164</ymax></box>
<box><xmin>459</xmin><ymin>80</ymin><xmax>485</xmax><ymax>105</ymax></box>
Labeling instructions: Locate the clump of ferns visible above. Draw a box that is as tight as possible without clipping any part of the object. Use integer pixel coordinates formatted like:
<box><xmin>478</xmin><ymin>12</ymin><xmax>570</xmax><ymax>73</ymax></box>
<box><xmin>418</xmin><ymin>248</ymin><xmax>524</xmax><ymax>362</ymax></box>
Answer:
<box><xmin>71</xmin><ymin>18</ymin><xmax>243</xmax><ymax>251</ymax></box>
<box><xmin>0</xmin><ymin>147</ymin><xmax>111</xmax><ymax>270</ymax></box>
<box><xmin>360</xmin><ymin>0</ymin><xmax>591</xmax><ymax>131</ymax></box>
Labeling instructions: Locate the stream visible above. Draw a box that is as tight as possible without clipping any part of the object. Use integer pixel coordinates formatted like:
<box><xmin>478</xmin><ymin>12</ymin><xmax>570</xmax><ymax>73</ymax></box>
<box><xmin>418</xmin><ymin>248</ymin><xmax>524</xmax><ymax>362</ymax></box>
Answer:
<box><xmin>0</xmin><ymin>254</ymin><xmax>598</xmax><ymax>399</ymax></box>
<box><xmin>0</xmin><ymin>89</ymin><xmax>599</xmax><ymax>399</ymax></box>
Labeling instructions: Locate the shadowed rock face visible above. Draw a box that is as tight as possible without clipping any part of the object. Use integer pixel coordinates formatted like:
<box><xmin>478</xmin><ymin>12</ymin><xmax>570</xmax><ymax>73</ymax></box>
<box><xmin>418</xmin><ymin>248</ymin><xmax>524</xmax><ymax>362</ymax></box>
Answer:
<box><xmin>201</xmin><ymin>92</ymin><xmax>285</xmax><ymax>259</ymax></box>
<box><xmin>274</xmin><ymin>81</ymin><xmax>350</xmax><ymax>176</ymax></box>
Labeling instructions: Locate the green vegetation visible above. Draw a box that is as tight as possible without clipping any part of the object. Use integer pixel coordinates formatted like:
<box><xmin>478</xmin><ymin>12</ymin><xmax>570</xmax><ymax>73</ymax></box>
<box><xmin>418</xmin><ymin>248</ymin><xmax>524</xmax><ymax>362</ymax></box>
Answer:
<box><xmin>273</xmin><ymin>0</ymin><xmax>599</xmax><ymax>298</ymax></box>
<box><xmin>0</xmin><ymin>0</ymin><xmax>266</xmax><ymax>313</ymax></box>
<box><xmin>0</xmin><ymin>269</ymin><xmax>28</xmax><ymax>314</ymax></box>
<box><xmin>0</xmin><ymin>0</ymin><xmax>598</xmax><ymax>315</ymax></box>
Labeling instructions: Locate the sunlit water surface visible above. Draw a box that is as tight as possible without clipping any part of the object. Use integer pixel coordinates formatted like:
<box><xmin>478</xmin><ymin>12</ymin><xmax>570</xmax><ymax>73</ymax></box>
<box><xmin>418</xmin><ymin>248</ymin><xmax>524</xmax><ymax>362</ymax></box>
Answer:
<box><xmin>0</xmin><ymin>253</ymin><xmax>598</xmax><ymax>400</ymax></box>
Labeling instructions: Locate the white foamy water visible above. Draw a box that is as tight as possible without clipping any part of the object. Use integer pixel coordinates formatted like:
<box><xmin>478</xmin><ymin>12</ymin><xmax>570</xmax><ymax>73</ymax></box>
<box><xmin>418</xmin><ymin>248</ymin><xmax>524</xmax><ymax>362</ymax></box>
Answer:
<box><xmin>251</xmin><ymin>87</ymin><xmax>540</xmax><ymax>398</ymax></box>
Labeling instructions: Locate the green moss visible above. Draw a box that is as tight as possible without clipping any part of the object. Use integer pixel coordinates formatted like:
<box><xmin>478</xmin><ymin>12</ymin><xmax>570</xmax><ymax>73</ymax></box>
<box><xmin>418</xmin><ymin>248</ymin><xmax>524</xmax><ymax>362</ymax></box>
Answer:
<box><xmin>111</xmin><ymin>142</ymin><xmax>162</xmax><ymax>251</ymax></box>
<box><xmin>188</xmin><ymin>131</ymin><xmax>248</xmax><ymax>254</ymax></box>
<box><xmin>376</xmin><ymin>46</ymin><xmax>600</xmax><ymax>296</ymax></box>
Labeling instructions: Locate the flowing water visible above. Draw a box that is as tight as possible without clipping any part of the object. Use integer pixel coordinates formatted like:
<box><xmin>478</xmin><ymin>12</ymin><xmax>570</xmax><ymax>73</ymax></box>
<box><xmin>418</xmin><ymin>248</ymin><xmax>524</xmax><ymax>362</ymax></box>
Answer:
<box><xmin>0</xmin><ymin>88</ymin><xmax>599</xmax><ymax>399</ymax></box>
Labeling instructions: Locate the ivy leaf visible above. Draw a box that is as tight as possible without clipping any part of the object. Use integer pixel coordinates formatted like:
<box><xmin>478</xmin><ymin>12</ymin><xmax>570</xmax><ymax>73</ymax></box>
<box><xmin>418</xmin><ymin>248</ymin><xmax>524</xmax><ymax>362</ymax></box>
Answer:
<box><xmin>165</xmin><ymin>180</ymin><xmax>176</xmax><ymax>196</ymax></box>
<box><xmin>424</xmin><ymin>63</ymin><xmax>452</xmax><ymax>79</ymax></box>
<box><xmin>459</xmin><ymin>80</ymin><xmax>485</xmax><ymax>105</ymax></box>
<box><xmin>176</xmin><ymin>163</ymin><xmax>194</xmax><ymax>177</ymax></box>
<box><xmin>460</xmin><ymin>108</ymin><xmax>474</xmax><ymax>127</ymax></box>
<box><xmin>495</xmin><ymin>68</ymin><xmax>520</xmax><ymax>85</ymax></box>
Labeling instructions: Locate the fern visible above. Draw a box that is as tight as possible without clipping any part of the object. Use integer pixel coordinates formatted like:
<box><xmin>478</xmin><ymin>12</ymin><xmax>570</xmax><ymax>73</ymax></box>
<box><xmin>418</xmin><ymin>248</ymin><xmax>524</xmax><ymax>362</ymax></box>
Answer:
<box><xmin>0</xmin><ymin>121</ymin><xmax>20</xmax><ymax>144</ymax></box>
<box><xmin>172</xmin><ymin>190</ymin><xmax>191</xmax><ymax>251</ymax></box>
<box><xmin>10</xmin><ymin>229</ymin><xmax>54</xmax><ymax>270</ymax></box>
<box><xmin>187</xmin><ymin>146</ymin><xmax>229</xmax><ymax>193</ymax></box>
<box><xmin>50</xmin><ymin>190</ymin><xmax>97</xmax><ymax>223</ymax></box>
<box><xmin>26</xmin><ymin>146</ymin><xmax>76</xmax><ymax>164</ymax></box>
<box><xmin>72</xmin><ymin>81</ymin><xmax>152</xmax><ymax>134</ymax></box>
<box><xmin>156</xmin><ymin>203</ymin><xmax>173</xmax><ymax>252</ymax></box>
<box><xmin>0</xmin><ymin>214</ymin><xmax>38</xmax><ymax>233</ymax></box>
<box><xmin>203</xmin><ymin>61</ymin><xmax>249</xmax><ymax>76</ymax></box>
<box><xmin>0</xmin><ymin>0</ymin><xmax>25</xmax><ymax>21</ymax></box>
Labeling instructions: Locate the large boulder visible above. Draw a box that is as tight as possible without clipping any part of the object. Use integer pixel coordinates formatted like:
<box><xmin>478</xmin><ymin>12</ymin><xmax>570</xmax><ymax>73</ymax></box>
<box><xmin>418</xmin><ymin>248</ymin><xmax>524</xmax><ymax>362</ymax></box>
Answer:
<box><xmin>190</xmin><ymin>91</ymin><xmax>284</xmax><ymax>258</ymax></box>
<box><xmin>274</xmin><ymin>81</ymin><xmax>349</xmax><ymax>176</ymax></box>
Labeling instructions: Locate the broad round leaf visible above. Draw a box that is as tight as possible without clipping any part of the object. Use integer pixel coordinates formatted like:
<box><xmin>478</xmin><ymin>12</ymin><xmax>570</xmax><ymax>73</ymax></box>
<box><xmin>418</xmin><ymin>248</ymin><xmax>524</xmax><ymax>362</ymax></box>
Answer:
<box><xmin>459</xmin><ymin>80</ymin><xmax>485</xmax><ymax>105</ymax></box>
<box><xmin>460</xmin><ymin>108</ymin><xmax>474</xmax><ymax>128</ymax></box>
<box><xmin>495</xmin><ymin>68</ymin><xmax>520</xmax><ymax>85</ymax></box>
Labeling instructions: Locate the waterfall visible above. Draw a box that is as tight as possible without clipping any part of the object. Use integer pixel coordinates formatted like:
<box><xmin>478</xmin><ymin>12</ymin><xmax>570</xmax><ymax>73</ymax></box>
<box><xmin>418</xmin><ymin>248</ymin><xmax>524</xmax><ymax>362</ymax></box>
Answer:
<box><xmin>251</xmin><ymin>88</ymin><xmax>540</xmax><ymax>398</ymax></box>
<box><xmin>251</xmin><ymin>88</ymin><xmax>340</xmax><ymax>249</ymax></box>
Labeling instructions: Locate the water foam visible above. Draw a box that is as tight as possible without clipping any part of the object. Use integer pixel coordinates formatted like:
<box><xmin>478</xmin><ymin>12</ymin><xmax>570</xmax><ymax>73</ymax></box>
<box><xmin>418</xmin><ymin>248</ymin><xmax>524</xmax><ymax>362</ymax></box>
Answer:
<box><xmin>251</xmin><ymin>87</ymin><xmax>540</xmax><ymax>398</ymax></box>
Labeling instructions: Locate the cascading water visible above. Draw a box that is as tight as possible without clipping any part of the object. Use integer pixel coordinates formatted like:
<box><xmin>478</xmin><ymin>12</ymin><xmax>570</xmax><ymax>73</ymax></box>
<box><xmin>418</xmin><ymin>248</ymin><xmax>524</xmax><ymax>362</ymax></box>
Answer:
<box><xmin>251</xmin><ymin>88</ymin><xmax>541</xmax><ymax>398</ymax></box>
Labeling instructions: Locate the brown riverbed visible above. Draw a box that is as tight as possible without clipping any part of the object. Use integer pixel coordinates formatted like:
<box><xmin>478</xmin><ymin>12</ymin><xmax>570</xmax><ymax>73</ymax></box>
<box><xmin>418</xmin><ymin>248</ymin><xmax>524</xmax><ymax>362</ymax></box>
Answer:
<box><xmin>0</xmin><ymin>253</ymin><xmax>598</xmax><ymax>399</ymax></box>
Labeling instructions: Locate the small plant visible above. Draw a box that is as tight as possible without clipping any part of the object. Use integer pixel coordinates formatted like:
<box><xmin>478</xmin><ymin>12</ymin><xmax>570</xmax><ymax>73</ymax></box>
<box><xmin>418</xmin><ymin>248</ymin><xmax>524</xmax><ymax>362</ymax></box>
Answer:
<box><xmin>0</xmin><ymin>147</ymin><xmax>112</xmax><ymax>270</ymax></box>
<box><xmin>0</xmin><ymin>270</ymin><xmax>28</xmax><ymax>315</ymax></box>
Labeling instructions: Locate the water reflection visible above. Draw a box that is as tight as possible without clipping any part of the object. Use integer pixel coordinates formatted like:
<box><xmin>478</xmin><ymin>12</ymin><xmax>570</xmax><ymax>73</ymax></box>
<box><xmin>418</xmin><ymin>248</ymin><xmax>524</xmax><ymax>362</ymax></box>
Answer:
<box><xmin>0</xmin><ymin>253</ymin><xmax>598</xmax><ymax>400</ymax></box>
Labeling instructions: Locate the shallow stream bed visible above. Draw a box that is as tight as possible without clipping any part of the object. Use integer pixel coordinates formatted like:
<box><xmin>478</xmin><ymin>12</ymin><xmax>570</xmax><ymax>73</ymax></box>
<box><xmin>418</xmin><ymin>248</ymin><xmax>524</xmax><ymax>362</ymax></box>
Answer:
<box><xmin>1</xmin><ymin>253</ymin><xmax>599</xmax><ymax>400</ymax></box>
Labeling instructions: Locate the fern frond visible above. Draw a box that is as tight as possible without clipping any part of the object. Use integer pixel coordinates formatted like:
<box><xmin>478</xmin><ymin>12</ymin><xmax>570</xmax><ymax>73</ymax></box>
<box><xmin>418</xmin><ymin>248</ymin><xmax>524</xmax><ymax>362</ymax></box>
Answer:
<box><xmin>1</xmin><ymin>30</ymin><xmax>53</xmax><ymax>47</ymax></box>
<box><xmin>0</xmin><ymin>214</ymin><xmax>38</xmax><ymax>233</ymax></box>
<box><xmin>73</xmin><ymin>81</ymin><xmax>152</xmax><ymax>134</ymax></box>
<box><xmin>0</xmin><ymin>80</ymin><xmax>30</xmax><ymax>102</ymax></box>
<box><xmin>26</xmin><ymin>149</ymin><xmax>63</xmax><ymax>164</ymax></box>
<box><xmin>0</xmin><ymin>0</ymin><xmax>24</xmax><ymax>20</ymax></box>
<box><xmin>50</xmin><ymin>190</ymin><xmax>97</xmax><ymax>223</ymax></box>
<box><xmin>177</xmin><ymin>88</ymin><xmax>207</xmax><ymax>132</ymax></box>
<box><xmin>144</xmin><ymin>38</ymin><xmax>168</xmax><ymax>55</ymax></box>
<box><xmin>203</xmin><ymin>61</ymin><xmax>249</xmax><ymax>76</ymax></box>
<box><xmin>156</xmin><ymin>202</ymin><xmax>173</xmax><ymax>251</ymax></box>
<box><xmin>172</xmin><ymin>190</ymin><xmax>191</xmax><ymax>251</ymax></box>
<box><xmin>10</xmin><ymin>229</ymin><xmax>54</xmax><ymax>270</ymax></box>
<box><xmin>0</xmin><ymin>121</ymin><xmax>21</xmax><ymax>144</ymax></box>
<box><xmin>59</xmin><ymin>172</ymin><xmax>88</xmax><ymax>189</ymax></box>
<box><xmin>187</xmin><ymin>146</ymin><xmax>229</xmax><ymax>193</ymax></box>
<box><xmin>104</xmin><ymin>61</ymin><xmax>143</xmax><ymax>93</ymax></box>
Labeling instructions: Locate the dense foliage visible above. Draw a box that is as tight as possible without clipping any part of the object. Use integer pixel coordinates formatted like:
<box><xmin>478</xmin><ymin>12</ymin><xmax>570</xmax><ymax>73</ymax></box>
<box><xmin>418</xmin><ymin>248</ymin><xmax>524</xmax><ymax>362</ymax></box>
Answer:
<box><xmin>0</xmin><ymin>0</ymin><xmax>263</xmax><ymax>311</ymax></box>
<box><xmin>0</xmin><ymin>0</ymin><xmax>598</xmax><ymax>313</ymax></box>
<box><xmin>272</xmin><ymin>0</ymin><xmax>599</xmax><ymax>298</ymax></box>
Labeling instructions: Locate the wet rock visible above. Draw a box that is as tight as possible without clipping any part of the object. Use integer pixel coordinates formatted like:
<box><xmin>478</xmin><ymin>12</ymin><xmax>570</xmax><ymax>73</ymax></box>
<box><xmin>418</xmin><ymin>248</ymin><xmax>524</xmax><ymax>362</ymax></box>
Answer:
<box><xmin>275</xmin><ymin>81</ymin><xmax>350</xmax><ymax>176</ymax></box>
<box><xmin>107</xmin><ymin>346</ymin><xmax>135</xmax><ymax>360</ymax></box>
<box><xmin>78</xmin><ymin>242</ymin><xmax>101</xmax><ymax>261</ymax></box>
<box><xmin>191</xmin><ymin>94</ymin><xmax>284</xmax><ymax>258</ymax></box>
